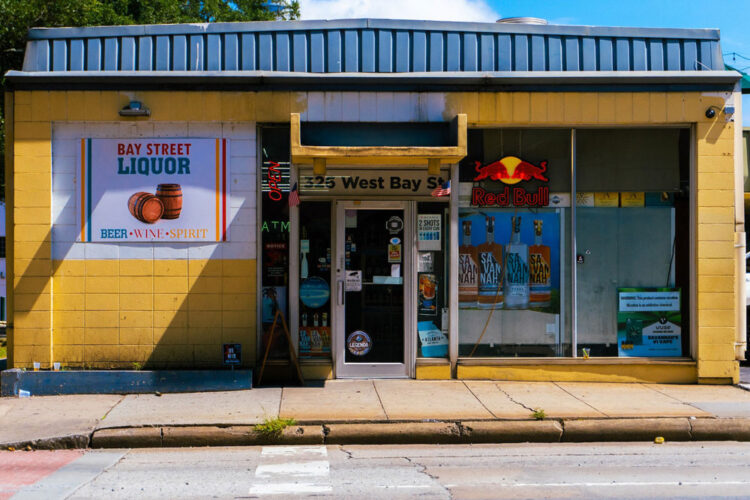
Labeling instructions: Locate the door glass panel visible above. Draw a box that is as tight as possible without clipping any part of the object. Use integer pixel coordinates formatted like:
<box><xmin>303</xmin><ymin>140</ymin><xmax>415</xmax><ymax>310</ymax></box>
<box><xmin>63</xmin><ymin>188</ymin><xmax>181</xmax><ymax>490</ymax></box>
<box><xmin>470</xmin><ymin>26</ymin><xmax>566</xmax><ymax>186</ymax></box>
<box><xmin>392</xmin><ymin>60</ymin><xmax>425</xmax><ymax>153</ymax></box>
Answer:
<box><xmin>344</xmin><ymin>209</ymin><xmax>405</xmax><ymax>363</ymax></box>
<box><xmin>298</xmin><ymin>201</ymin><xmax>332</xmax><ymax>359</ymax></box>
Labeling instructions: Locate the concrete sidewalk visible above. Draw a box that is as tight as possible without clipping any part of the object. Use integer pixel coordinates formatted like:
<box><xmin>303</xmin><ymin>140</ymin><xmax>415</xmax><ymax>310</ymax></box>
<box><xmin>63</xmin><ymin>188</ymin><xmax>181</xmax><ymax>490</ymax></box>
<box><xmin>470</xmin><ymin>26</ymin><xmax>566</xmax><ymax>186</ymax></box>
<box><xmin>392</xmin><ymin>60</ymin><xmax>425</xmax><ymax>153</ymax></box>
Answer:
<box><xmin>4</xmin><ymin>380</ymin><xmax>750</xmax><ymax>449</ymax></box>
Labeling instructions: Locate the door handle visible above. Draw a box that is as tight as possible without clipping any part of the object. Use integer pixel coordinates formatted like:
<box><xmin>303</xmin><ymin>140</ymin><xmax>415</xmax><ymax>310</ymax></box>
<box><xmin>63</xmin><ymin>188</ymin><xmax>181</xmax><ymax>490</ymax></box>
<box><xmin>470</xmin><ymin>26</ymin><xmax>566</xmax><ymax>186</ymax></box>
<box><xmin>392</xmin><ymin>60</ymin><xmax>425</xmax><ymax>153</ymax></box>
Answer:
<box><xmin>338</xmin><ymin>280</ymin><xmax>345</xmax><ymax>306</ymax></box>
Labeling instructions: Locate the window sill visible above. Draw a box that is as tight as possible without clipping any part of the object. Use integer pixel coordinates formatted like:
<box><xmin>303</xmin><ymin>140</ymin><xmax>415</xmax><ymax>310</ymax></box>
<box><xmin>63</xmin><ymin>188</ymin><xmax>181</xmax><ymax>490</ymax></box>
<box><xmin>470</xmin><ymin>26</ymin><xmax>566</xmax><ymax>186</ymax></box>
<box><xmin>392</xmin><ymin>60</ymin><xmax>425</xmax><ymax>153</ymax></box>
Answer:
<box><xmin>457</xmin><ymin>357</ymin><xmax>695</xmax><ymax>366</ymax></box>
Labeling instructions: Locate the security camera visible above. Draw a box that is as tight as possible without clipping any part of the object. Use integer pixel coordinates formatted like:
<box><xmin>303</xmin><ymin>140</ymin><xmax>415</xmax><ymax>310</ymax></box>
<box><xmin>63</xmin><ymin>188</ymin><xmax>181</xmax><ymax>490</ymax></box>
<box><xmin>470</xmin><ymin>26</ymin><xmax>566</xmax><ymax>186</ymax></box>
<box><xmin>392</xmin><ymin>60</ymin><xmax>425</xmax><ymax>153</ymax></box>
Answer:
<box><xmin>705</xmin><ymin>108</ymin><xmax>716</xmax><ymax>119</ymax></box>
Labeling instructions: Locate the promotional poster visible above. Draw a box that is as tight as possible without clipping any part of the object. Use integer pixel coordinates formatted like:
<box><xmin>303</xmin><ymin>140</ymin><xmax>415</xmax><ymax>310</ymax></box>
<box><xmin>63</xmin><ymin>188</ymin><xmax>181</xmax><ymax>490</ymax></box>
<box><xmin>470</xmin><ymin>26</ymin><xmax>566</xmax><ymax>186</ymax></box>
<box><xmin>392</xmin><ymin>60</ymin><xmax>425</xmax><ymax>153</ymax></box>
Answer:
<box><xmin>80</xmin><ymin>138</ymin><xmax>229</xmax><ymax>242</ymax></box>
<box><xmin>617</xmin><ymin>288</ymin><xmax>682</xmax><ymax>357</ymax></box>
<box><xmin>458</xmin><ymin>209</ymin><xmax>560</xmax><ymax>314</ymax></box>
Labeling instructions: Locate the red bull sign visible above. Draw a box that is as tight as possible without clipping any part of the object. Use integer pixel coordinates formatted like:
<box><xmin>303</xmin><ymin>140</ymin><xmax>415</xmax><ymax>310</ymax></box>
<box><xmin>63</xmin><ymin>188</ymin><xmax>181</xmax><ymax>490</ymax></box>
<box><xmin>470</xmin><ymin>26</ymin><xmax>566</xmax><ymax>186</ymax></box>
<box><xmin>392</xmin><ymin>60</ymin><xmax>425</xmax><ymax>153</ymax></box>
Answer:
<box><xmin>471</xmin><ymin>156</ymin><xmax>550</xmax><ymax>208</ymax></box>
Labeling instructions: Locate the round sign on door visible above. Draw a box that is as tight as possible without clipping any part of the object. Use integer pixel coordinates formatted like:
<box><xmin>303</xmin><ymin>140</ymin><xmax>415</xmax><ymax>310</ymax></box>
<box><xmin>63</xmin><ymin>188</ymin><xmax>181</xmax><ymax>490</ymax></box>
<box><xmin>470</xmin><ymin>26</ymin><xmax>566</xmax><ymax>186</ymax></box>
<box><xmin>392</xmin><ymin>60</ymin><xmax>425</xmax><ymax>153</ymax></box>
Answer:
<box><xmin>347</xmin><ymin>331</ymin><xmax>372</xmax><ymax>356</ymax></box>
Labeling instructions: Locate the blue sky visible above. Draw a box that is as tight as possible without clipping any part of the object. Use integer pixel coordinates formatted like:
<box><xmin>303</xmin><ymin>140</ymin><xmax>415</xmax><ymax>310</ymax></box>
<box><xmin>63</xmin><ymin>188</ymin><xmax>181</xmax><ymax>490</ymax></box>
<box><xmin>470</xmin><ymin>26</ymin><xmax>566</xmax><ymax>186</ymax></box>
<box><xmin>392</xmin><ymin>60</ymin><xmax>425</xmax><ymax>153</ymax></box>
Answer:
<box><xmin>489</xmin><ymin>0</ymin><xmax>750</xmax><ymax>125</ymax></box>
<box><xmin>300</xmin><ymin>0</ymin><xmax>750</xmax><ymax>125</ymax></box>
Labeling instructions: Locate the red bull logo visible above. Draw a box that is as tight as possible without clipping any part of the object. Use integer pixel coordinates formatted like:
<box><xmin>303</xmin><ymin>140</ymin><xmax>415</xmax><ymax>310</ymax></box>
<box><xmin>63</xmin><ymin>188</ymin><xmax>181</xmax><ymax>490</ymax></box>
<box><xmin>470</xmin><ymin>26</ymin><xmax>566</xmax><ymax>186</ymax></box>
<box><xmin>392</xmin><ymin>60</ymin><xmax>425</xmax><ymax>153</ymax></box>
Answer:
<box><xmin>473</xmin><ymin>156</ymin><xmax>549</xmax><ymax>184</ymax></box>
<box><xmin>471</xmin><ymin>156</ymin><xmax>550</xmax><ymax>208</ymax></box>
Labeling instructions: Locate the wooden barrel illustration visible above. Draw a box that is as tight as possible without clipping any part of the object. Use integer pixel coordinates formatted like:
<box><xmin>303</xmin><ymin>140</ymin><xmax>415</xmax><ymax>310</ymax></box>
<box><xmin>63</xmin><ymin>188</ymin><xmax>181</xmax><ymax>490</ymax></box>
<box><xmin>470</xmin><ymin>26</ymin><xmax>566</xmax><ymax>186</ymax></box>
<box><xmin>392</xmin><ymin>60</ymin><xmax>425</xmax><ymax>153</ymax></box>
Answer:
<box><xmin>128</xmin><ymin>192</ymin><xmax>164</xmax><ymax>224</ymax></box>
<box><xmin>156</xmin><ymin>183</ymin><xmax>182</xmax><ymax>220</ymax></box>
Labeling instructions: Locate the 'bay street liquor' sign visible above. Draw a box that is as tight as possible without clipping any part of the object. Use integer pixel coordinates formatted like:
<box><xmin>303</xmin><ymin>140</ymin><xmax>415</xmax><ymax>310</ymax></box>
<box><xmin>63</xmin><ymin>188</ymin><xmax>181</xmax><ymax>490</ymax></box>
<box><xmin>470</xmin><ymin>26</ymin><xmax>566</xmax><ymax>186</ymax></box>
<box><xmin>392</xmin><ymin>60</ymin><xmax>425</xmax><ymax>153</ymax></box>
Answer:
<box><xmin>300</xmin><ymin>169</ymin><xmax>450</xmax><ymax>197</ymax></box>
<box><xmin>471</xmin><ymin>156</ymin><xmax>549</xmax><ymax>207</ymax></box>
<box><xmin>80</xmin><ymin>139</ymin><xmax>229</xmax><ymax>242</ymax></box>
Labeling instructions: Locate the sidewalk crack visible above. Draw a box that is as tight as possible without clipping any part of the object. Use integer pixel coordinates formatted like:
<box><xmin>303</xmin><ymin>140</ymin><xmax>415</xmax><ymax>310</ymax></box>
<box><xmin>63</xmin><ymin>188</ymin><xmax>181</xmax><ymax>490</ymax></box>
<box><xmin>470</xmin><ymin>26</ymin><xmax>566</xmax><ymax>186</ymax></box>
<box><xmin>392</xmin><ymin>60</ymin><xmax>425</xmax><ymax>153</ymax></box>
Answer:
<box><xmin>641</xmin><ymin>383</ymin><xmax>704</xmax><ymax>415</ymax></box>
<box><xmin>494</xmin><ymin>383</ymin><xmax>536</xmax><ymax>413</ymax></box>
<box><xmin>99</xmin><ymin>394</ymin><xmax>126</xmax><ymax>424</ymax></box>
<box><xmin>462</xmin><ymin>381</ymin><xmax>498</xmax><ymax>418</ymax></box>
<box><xmin>552</xmin><ymin>382</ymin><xmax>610</xmax><ymax>417</ymax></box>
<box><xmin>372</xmin><ymin>381</ymin><xmax>389</xmax><ymax>420</ymax></box>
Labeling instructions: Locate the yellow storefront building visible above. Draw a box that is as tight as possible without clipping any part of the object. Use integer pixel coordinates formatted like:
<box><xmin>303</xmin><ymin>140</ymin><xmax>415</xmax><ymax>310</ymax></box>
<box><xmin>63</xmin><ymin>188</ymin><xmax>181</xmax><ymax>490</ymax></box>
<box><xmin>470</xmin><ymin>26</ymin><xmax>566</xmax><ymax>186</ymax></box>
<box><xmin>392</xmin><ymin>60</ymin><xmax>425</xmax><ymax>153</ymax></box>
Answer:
<box><xmin>3</xmin><ymin>18</ymin><xmax>745</xmax><ymax>384</ymax></box>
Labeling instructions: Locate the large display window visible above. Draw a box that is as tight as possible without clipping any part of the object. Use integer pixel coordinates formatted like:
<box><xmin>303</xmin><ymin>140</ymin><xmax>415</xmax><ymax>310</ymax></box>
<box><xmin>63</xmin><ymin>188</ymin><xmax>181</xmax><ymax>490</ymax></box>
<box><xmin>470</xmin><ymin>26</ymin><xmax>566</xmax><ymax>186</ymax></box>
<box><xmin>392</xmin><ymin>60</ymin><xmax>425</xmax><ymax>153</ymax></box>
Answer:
<box><xmin>575</xmin><ymin>129</ymin><xmax>690</xmax><ymax>357</ymax></box>
<box><xmin>458</xmin><ymin>128</ymin><xmax>689</xmax><ymax>359</ymax></box>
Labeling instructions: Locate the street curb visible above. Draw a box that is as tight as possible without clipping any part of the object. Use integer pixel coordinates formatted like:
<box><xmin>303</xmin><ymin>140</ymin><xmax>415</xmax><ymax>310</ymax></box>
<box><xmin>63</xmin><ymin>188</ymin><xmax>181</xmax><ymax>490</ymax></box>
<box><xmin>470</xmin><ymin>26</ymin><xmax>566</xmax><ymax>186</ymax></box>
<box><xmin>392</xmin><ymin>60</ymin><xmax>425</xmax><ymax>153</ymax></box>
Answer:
<box><xmin>3</xmin><ymin>434</ymin><xmax>90</xmax><ymax>451</ymax></box>
<box><xmin>325</xmin><ymin>422</ymin><xmax>462</xmax><ymax>445</ymax></box>
<box><xmin>90</xmin><ymin>425</ymin><xmax>324</xmax><ymax>448</ymax></box>
<box><xmin>561</xmin><ymin>418</ymin><xmax>692</xmax><ymax>442</ymax></box>
<box><xmin>461</xmin><ymin>420</ymin><xmax>563</xmax><ymax>443</ymax></box>
<box><xmin>11</xmin><ymin>417</ymin><xmax>750</xmax><ymax>450</ymax></box>
<box><xmin>691</xmin><ymin>418</ymin><xmax>750</xmax><ymax>440</ymax></box>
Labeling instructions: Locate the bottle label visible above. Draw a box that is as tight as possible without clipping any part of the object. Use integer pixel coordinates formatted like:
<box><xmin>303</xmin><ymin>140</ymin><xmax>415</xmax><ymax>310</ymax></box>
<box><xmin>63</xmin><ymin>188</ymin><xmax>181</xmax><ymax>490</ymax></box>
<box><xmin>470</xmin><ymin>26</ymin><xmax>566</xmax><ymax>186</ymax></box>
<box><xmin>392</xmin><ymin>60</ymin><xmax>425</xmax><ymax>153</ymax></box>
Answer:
<box><xmin>459</xmin><ymin>254</ymin><xmax>478</xmax><ymax>289</ymax></box>
<box><xmin>506</xmin><ymin>252</ymin><xmax>529</xmax><ymax>286</ymax></box>
<box><xmin>529</xmin><ymin>252</ymin><xmax>551</xmax><ymax>288</ymax></box>
<box><xmin>479</xmin><ymin>252</ymin><xmax>502</xmax><ymax>293</ymax></box>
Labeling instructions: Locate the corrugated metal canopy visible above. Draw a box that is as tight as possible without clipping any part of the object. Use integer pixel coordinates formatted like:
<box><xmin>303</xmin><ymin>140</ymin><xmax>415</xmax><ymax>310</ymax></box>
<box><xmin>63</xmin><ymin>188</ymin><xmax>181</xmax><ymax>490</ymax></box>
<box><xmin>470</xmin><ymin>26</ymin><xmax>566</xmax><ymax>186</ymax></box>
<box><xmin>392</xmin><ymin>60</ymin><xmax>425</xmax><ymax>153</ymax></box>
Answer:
<box><xmin>19</xmin><ymin>19</ymin><xmax>725</xmax><ymax>74</ymax></box>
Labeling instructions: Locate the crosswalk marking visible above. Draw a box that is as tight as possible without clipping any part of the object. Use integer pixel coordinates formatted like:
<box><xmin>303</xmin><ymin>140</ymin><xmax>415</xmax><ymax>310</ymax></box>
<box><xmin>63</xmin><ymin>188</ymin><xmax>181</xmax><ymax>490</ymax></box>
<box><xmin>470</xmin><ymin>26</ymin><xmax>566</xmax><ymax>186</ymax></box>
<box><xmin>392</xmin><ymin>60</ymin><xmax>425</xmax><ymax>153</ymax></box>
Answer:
<box><xmin>261</xmin><ymin>446</ymin><xmax>328</xmax><ymax>457</ymax></box>
<box><xmin>250</xmin><ymin>446</ymin><xmax>332</xmax><ymax>496</ymax></box>
<box><xmin>255</xmin><ymin>460</ymin><xmax>330</xmax><ymax>478</ymax></box>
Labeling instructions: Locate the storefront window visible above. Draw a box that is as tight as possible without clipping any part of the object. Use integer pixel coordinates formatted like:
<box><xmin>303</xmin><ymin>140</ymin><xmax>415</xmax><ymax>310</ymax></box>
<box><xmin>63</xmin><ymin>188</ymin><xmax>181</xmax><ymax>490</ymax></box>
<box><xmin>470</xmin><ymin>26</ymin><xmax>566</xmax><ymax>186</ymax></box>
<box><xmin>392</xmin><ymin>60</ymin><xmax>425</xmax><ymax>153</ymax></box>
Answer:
<box><xmin>458</xmin><ymin>129</ymin><xmax>572</xmax><ymax>357</ymax></box>
<box><xmin>457</xmin><ymin>127</ymin><xmax>690</xmax><ymax>359</ymax></box>
<box><xmin>575</xmin><ymin>129</ymin><xmax>690</xmax><ymax>357</ymax></box>
<box><xmin>417</xmin><ymin>202</ymin><xmax>450</xmax><ymax>358</ymax></box>
<box><xmin>298</xmin><ymin>201</ymin><xmax>332</xmax><ymax>358</ymax></box>
<box><xmin>260</xmin><ymin>127</ymin><xmax>291</xmax><ymax>358</ymax></box>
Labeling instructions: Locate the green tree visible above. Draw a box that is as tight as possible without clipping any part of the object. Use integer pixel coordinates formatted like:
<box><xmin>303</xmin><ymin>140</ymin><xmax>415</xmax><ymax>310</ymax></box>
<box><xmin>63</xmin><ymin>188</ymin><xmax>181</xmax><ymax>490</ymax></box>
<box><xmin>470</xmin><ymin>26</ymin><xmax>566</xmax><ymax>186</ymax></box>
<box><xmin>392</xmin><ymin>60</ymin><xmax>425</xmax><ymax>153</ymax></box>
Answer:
<box><xmin>0</xmin><ymin>0</ymin><xmax>300</xmax><ymax>198</ymax></box>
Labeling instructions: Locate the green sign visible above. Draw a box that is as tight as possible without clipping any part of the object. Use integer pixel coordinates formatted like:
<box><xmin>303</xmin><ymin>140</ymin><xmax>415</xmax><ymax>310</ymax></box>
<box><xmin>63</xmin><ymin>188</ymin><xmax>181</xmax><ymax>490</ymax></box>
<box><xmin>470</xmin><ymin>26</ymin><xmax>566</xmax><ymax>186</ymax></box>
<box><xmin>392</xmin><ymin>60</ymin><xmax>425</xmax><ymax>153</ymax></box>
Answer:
<box><xmin>617</xmin><ymin>288</ymin><xmax>682</xmax><ymax>357</ymax></box>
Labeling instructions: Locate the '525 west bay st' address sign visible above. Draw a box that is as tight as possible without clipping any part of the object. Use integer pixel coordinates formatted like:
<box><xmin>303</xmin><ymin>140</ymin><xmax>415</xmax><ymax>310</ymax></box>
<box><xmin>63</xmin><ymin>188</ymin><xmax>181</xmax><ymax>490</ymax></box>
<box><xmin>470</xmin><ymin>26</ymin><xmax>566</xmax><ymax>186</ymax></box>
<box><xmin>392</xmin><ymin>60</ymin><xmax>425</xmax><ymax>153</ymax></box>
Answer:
<box><xmin>79</xmin><ymin>138</ymin><xmax>230</xmax><ymax>242</ymax></box>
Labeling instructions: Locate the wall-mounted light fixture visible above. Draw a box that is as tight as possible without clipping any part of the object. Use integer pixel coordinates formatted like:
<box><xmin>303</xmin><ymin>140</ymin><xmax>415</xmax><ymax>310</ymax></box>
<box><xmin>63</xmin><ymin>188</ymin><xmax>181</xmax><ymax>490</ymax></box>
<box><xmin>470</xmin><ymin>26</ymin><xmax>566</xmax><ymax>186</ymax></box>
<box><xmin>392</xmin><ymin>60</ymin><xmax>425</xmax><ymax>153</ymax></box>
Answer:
<box><xmin>119</xmin><ymin>100</ymin><xmax>150</xmax><ymax>117</ymax></box>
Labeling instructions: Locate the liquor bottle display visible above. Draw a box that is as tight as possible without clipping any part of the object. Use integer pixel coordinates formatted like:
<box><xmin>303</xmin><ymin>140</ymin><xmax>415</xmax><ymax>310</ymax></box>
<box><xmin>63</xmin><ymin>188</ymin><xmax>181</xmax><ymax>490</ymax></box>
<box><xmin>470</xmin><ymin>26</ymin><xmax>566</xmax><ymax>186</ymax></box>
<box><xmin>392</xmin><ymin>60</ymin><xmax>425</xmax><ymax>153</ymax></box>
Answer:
<box><xmin>478</xmin><ymin>216</ymin><xmax>504</xmax><ymax>309</ymax></box>
<box><xmin>504</xmin><ymin>216</ymin><xmax>530</xmax><ymax>309</ymax></box>
<box><xmin>529</xmin><ymin>219</ymin><xmax>552</xmax><ymax>307</ymax></box>
<box><xmin>459</xmin><ymin>220</ymin><xmax>479</xmax><ymax>307</ymax></box>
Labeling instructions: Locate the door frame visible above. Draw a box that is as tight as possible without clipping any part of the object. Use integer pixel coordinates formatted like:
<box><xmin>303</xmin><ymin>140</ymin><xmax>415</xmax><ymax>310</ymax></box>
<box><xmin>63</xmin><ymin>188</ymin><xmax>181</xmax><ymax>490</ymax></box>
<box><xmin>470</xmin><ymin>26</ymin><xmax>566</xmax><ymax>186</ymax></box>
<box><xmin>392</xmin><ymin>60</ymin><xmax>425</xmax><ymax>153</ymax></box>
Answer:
<box><xmin>333</xmin><ymin>200</ymin><xmax>415</xmax><ymax>378</ymax></box>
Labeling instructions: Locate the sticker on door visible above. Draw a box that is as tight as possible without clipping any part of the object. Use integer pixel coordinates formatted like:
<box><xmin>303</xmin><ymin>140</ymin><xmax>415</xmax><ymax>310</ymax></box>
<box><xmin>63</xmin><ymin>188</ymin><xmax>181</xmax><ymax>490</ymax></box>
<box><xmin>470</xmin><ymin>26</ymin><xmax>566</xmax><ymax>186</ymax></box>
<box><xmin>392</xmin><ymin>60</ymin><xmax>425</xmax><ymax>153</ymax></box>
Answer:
<box><xmin>347</xmin><ymin>330</ymin><xmax>372</xmax><ymax>356</ymax></box>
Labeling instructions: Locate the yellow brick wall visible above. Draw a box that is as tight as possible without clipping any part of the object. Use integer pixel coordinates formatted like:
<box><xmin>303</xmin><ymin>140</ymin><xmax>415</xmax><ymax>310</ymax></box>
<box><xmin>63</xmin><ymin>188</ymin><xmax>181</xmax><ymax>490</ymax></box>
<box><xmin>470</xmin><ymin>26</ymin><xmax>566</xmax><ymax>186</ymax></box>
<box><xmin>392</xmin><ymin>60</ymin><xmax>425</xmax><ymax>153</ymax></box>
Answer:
<box><xmin>51</xmin><ymin>259</ymin><xmax>255</xmax><ymax>369</ymax></box>
<box><xmin>10</xmin><ymin>90</ymin><xmax>739</xmax><ymax>382</ymax></box>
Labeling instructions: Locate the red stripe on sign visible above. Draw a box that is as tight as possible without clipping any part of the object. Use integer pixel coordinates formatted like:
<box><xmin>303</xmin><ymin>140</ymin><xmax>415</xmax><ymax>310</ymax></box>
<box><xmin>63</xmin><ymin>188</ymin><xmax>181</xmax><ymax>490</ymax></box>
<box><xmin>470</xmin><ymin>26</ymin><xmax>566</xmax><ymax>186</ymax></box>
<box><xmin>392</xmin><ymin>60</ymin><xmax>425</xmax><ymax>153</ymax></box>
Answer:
<box><xmin>0</xmin><ymin>450</ymin><xmax>83</xmax><ymax>499</ymax></box>
<box><xmin>222</xmin><ymin>139</ymin><xmax>227</xmax><ymax>241</ymax></box>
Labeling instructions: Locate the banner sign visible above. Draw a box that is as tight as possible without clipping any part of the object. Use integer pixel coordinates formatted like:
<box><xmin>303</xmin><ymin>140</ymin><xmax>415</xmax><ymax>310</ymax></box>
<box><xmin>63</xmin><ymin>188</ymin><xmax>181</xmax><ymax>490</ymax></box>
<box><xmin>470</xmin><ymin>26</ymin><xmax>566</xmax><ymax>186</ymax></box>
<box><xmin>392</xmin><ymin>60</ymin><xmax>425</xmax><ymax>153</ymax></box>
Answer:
<box><xmin>299</xmin><ymin>169</ymin><xmax>449</xmax><ymax>197</ymax></box>
<box><xmin>617</xmin><ymin>288</ymin><xmax>682</xmax><ymax>357</ymax></box>
<box><xmin>80</xmin><ymin>138</ymin><xmax>229</xmax><ymax>242</ymax></box>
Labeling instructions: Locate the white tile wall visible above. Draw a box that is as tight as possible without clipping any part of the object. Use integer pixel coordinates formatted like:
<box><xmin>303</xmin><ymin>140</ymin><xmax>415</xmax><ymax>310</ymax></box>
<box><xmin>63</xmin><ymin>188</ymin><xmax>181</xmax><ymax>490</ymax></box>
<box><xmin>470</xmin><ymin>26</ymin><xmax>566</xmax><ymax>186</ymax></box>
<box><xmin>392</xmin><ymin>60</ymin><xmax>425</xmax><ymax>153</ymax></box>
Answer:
<box><xmin>49</xmin><ymin>92</ymin><xmax>451</xmax><ymax>263</ymax></box>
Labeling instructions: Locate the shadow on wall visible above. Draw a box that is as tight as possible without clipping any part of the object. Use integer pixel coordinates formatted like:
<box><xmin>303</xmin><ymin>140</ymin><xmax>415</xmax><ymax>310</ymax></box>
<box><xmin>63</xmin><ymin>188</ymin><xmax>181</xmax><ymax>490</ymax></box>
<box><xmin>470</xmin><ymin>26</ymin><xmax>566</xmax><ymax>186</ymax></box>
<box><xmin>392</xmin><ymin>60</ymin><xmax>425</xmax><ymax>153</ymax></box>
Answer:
<box><xmin>42</xmin><ymin>241</ymin><xmax>257</xmax><ymax>371</ymax></box>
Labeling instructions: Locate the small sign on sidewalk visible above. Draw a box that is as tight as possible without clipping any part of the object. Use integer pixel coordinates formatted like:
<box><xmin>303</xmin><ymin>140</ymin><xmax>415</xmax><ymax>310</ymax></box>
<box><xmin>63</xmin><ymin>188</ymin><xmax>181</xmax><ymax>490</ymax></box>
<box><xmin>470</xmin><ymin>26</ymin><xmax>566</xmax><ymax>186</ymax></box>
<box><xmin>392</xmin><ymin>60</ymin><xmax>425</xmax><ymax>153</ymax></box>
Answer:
<box><xmin>223</xmin><ymin>343</ymin><xmax>241</xmax><ymax>365</ymax></box>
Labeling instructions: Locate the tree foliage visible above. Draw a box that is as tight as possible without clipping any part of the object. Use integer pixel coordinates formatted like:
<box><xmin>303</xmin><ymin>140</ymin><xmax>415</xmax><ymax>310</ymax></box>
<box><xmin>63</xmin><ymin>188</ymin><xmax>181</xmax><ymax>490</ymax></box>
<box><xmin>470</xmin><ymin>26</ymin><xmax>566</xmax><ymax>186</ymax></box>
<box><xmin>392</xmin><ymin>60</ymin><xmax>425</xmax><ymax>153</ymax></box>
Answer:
<box><xmin>0</xmin><ymin>0</ymin><xmax>300</xmax><ymax>197</ymax></box>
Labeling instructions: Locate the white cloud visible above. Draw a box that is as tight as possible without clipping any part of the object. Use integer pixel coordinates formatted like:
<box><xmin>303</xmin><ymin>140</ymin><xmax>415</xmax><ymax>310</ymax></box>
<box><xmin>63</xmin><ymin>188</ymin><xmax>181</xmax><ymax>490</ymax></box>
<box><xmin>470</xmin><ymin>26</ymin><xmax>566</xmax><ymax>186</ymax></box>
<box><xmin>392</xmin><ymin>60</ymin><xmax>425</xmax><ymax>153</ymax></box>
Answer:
<box><xmin>298</xmin><ymin>0</ymin><xmax>500</xmax><ymax>22</ymax></box>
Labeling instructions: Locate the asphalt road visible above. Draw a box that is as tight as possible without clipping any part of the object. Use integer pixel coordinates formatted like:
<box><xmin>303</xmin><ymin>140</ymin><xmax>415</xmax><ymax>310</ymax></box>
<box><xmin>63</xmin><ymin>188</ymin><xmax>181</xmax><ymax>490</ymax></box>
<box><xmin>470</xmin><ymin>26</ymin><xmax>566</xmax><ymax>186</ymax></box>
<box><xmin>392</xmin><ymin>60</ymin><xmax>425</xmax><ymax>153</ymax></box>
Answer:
<box><xmin>5</xmin><ymin>443</ymin><xmax>750</xmax><ymax>499</ymax></box>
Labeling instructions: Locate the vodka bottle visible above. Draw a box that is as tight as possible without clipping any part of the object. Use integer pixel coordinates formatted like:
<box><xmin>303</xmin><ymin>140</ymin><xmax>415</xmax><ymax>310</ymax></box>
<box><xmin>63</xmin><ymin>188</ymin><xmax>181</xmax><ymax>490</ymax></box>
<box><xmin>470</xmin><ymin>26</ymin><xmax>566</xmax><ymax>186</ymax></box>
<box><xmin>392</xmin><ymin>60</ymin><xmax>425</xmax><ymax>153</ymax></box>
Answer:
<box><xmin>458</xmin><ymin>220</ymin><xmax>479</xmax><ymax>307</ymax></box>
<box><xmin>504</xmin><ymin>216</ymin><xmax>529</xmax><ymax>309</ymax></box>
<box><xmin>478</xmin><ymin>216</ymin><xmax>504</xmax><ymax>309</ymax></box>
<box><xmin>529</xmin><ymin>219</ymin><xmax>551</xmax><ymax>307</ymax></box>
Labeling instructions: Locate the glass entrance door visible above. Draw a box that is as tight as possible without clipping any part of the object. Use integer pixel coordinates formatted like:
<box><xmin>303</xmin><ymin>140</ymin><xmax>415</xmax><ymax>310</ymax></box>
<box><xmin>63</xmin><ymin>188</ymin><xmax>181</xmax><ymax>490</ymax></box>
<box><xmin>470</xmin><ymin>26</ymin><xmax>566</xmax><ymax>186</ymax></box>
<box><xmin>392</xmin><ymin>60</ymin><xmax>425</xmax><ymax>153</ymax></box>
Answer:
<box><xmin>334</xmin><ymin>201</ymin><xmax>411</xmax><ymax>378</ymax></box>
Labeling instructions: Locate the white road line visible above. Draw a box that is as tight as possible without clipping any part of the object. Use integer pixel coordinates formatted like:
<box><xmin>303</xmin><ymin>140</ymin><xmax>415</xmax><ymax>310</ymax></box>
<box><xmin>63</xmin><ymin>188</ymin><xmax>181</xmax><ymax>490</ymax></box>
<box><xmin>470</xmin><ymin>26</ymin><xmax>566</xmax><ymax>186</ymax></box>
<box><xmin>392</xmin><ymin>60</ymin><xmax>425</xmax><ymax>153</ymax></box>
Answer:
<box><xmin>251</xmin><ymin>447</ymin><xmax>332</xmax><ymax>496</ymax></box>
<box><xmin>261</xmin><ymin>446</ymin><xmax>327</xmax><ymax>457</ymax></box>
<box><xmin>249</xmin><ymin>483</ymin><xmax>333</xmax><ymax>495</ymax></box>
<box><xmin>496</xmin><ymin>480</ymin><xmax>750</xmax><ymax>488</ymax></box>
<box><xmin>255</xmin><ymin>460</ymin><xmax>330</xmax><ymax>478</ymax></box>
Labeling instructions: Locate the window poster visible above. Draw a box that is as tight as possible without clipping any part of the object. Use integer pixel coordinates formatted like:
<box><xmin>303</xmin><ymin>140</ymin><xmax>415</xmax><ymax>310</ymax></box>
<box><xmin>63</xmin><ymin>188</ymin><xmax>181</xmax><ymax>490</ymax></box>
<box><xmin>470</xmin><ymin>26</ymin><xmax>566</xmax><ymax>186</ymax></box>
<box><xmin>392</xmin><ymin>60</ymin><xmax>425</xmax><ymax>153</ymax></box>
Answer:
<box><xmin>80</xmin><ymin>138</ymin><xmax>229</xmax><ymax>242</ymax></box>
<box><xmin>458</xmin><ymin>209</ymin><xmax>560</xmax><ymax>314</ymax></box>
<box><xmin>418</xmin><ymin>214</ymin><xmax>442</xmax><ymax>251</ymax></box>
<box><xmin>617</xmin><ymin>288</ymin><xmax>682</xmax><ymax>357</ymax></box>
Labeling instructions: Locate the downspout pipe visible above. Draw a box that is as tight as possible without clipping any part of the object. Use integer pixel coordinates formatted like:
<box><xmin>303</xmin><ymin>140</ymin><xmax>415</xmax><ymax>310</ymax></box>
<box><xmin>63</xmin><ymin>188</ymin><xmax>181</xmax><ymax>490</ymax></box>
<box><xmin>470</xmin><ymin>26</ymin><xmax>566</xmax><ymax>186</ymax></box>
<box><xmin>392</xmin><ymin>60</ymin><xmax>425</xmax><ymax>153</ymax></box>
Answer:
<box><xmin>734</xmin><ymin>81</ymin><xmax>747</xmax><ymax>361</ymax></box>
